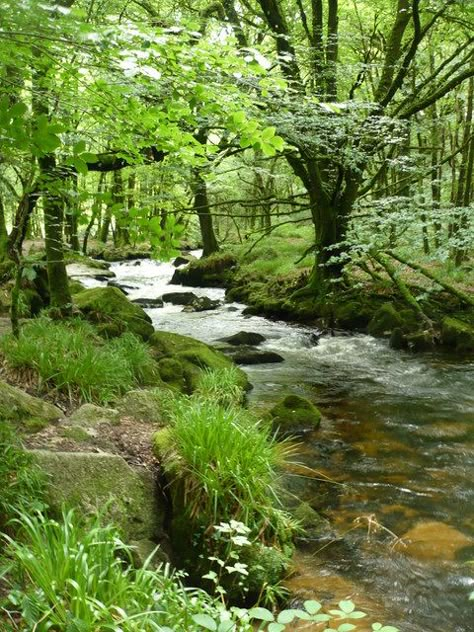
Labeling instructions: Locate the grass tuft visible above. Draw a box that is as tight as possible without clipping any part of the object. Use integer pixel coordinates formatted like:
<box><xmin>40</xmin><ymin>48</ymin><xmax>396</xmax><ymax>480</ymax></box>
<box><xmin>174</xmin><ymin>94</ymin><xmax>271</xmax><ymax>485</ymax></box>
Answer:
<box><xmin>195</xmin><ymin>366</ymin><xmax>245</xmax><ymax>408</ymax></box>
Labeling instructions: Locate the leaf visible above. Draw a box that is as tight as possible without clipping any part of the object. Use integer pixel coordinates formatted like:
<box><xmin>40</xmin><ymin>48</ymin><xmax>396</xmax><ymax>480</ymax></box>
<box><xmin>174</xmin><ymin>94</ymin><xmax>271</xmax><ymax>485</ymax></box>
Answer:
<box><xmin>73</xmin><ymin>140</ymin><xmax>86</xmax><ymax>154</ymax></box>
<box><xmin>247</xmin><ymin>607</ymin><xmax>274</xmax><ymax>622</ymax></box>
<box><xmin>231</xmin><ymin>111</ymin><xmax>246</xmax><ymax>126</ymax></box>
<box><xmin>277</xmin><ymin>609</ymin><xmax>298</xmax><ymax>624</ymax></box>
<box><xmin>268</xmin><ymin>624</ymin><xmax>285</xmax><ymax>632</ymax></box>
<box><xmin>337</xmin><ymin>625</ymin><xmax>356</xmax><ymax>632</ymax></box>
<box><xmin>261</xmin><ymin>126</ymin><xmax>276</xmax><ymax>141</ymax></box>
<box><xmin>192</xmin><ymin>614</ymin><xmax>218</xmax><ymax>631</ymax></box>
<box><xmin>304</xmin><ymin>600</ymin><xmax>322</xmax><ymax>615</ymax></box>
<box><xmin>217</xmin><ymin>621</ymin><xmax>235</xmax><ymax>632</ymax></box>
<box><xmin>270</xmin><ymin>136</ymin><xmax>285</xmax><ymax>152</ymax></box>
<box><xmin>338</xmin><ymin>600</ymin><xmax>355</xmax><ymax>614</ymax></box>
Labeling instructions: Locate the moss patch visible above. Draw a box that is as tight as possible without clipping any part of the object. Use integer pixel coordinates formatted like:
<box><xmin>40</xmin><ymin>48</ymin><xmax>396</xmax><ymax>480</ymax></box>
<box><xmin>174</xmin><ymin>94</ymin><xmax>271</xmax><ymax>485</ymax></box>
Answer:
<box><xmin>441</xmin><ymin>317</ymin><xmax>474</xmax><ymax>352</ymax></box>
<box><xmin>171</xmin><ymin>252</ymin><xmax>237</xmax><ymax>288</ymax></box>
<box><xmin>270</xmin><ymin>394</ymin><xmax>321</xmax><ymax>436</ymax></box>
<box><xmin>0</xmin><ymin>379</ymin><xmax>62</xmax><ymax>426</ymax></box>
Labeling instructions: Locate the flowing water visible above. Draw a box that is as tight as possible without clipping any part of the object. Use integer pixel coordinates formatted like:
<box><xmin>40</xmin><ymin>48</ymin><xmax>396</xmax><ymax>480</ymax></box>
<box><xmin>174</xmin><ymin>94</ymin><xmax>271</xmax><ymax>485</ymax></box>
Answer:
<box><xmin>79</xmin><ymin>256</ymin><xmax>474</xmax><ymax>632</ymax></box>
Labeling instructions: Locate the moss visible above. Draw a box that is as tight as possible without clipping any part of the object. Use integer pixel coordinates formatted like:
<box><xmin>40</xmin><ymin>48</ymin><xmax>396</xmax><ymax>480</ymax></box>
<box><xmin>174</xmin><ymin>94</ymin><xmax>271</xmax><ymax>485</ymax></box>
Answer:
<box><xmin>333</xmin><ymin>300</ymin><xmax>374</xmax><ymax>330</ymax></box>
<box><xmin>239</xmin><ymin>543</ymin><xmax>291</xmax><ymax>597</ymax></box>
<box><xmin>171</xmin><ymin>252</ymin><xmax>237</xmax><ymax>288</ymax></box>
<box><xmin>69</xmin><ymin>279</ymin><xmax>86</xmax><ymax>295</ymax></box>
<box><xmin>270</xmin><ymin>394</ymin><xmax>321</xmax><ymax>436</ymax></box>
<box><xmin>30</xmin><ymin>450</ymin><xmax>165</xmax><ymax>541</ymax></box>
<box><xmin>368</xmin><ymin>303</ymin><xmax>404</xmax><ymax>337</ymax></box>
<box><xmin>0</xmin><ymin>379</ymin><xmax>62</xmax><ymax>425</ymax></box>
<box><xmin>22</xmin><ymin>417</ymin><xmax>51</xmax><ymax>433</ymax></box>
<box><xmin>441</xmin><ymin>317</ymin><xmax>474</xmax><ymax>352</ymax></box>
<box><xmin>293</xmin><ymin>502</ymin><xmax>333</xmax><ymax>540</ymax></box>
<box><xmin>74</xmin><ymin>286</ymin><xmax>154</xmax><ymax>340</ymax></box>
<box><xmin>60</xmin><ymin>426</ymin><xmax>91</xmax><ymax>442</ymax></box>
<box><xmin>116</xmin><ymin>389</ymin><xmax>166</xmax><ymax>424</ymax></box>
<box><xmin>68</xmin><ymin>403</ymin><xmax>120</xmax><ymax>427</ymax></box>
<box><xmin>157</xmin><ymin>358</ymin><xmax>187</xmax><ymax>393</ymax></box>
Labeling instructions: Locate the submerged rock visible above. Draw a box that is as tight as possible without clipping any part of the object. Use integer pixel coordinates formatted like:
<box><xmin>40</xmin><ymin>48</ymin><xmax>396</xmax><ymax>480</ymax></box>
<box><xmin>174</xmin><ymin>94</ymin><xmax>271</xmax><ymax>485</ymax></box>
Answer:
<box><xmin>270</xmin><ymin>394</ymin><xmax>321</xmax><ymax>435</ymax></box>
<box><xmin>74</xmin><ymin>286</ymin><xmax>154</xmax><ymax>340</ymax></box>
<box><xmin>182</xmin><ymin>296</ymin><xmax>221</xmax><ymax>312</ymax></box>
<box><xmin>0</xmin><ymin>379</ymin><xmax>62</xmax><ymax>426</ymax></box>
<box><xmin>107</xmin><ymin>280</ymin><xmax>139</xmax><ymax>294</ymax></box>
<box><xmin>228</xmin><ymin>347</ymin><xmax>285</xmax><ymax>365</ymax></box>
<box><xmin>293</xmin><ymin>502</ymin><xmax>334</xmax><ymax>541</ymax></box>
<box><xmin>132</xmin><ymin>297</ymin><xmax>164</xmax><ymax>309</ymax></box>
<box><xmin>30</xmin><ymin>450</ymin><xmax>165</xmax><ymax>542</ymax></box>
<box><xmin>221</xmin><ymin>331</ymin><xmax>266</xmax><ymax>346</ymax></box>
<box><xmin>171</xmin><ymin>252</ymin><xmax>237</xmax><ymax>288</ymax></box>
<box><xmin>398</xmin><ymin>521</ymin><xmax>473</xmax><ymax>561</ymax></box>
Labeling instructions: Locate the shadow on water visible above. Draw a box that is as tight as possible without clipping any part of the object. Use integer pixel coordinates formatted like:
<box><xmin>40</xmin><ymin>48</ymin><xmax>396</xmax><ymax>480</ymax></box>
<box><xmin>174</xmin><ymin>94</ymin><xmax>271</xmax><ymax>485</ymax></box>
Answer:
<box><xmin>84</xmin><ymin>258</ymin><xmax>474</xmax><ymax>632</ymax></box>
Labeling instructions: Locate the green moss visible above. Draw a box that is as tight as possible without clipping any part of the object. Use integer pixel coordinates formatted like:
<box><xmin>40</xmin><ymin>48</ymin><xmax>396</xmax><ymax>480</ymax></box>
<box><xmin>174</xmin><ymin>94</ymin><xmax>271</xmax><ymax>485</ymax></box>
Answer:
<box><xmin>333</xmin><ymin>300</ymin><xmax>374</xmax><ymax>330</ymax></box>
<box><xmin>69</xmin><ymin>279</ymin><xmax>86</xmax><ymax>295</ymax></box>
<box><xmin>368</xmin><ymin>303</ymin><xmax>404</xmax><ymax>337</ymax></box>
<box><xmin>270</xmin><ymin>394</ymin><xmax>321</xmax><ymax>435</ymax></box>
<box><xmin>74</xmin><ymin>286</ymin><xmax>154</xmax><ymax>340</ymax></box>
<box><xmin>22</xmin><ymin>417</ymin><xmax>51</xmax><ymax>433</ymax></box>
<box><xmin>157</xmin><ymin>357</ymin><xmax>187</xmax><ymax>393</ymax></box>
<box><xmin>60</xmin><ymin>426</ymin><xmax>91</xmax><ymax>442</ymax></box>
<box><xmin>115</xmin><ymin>389</ymin><xmax>166</xmax><ymax>424</ymax></box>
<box><xmin>171</xmin><ymin>252</ymin><xmax>237</xmax><ymax>288</ymax></box>
<box><xmin>239</xmin><ymin>543</ymin><xmax>291</xmax><ymax>596</ymax></box>
<box><xmin>441</xmin><ymin>317</ymin><xmax>474</xmax><ymax>352</ymax></box>
<box><xmin>0</xmin><ymin>379</ymin><xmax>62</xmax><ymax>425</ymax></box>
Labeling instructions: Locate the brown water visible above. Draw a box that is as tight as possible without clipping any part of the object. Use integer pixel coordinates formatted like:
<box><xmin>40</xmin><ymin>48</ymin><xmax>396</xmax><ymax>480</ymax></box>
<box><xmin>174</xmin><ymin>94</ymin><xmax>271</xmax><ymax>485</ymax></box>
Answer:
<box><xmin>97</xmin><ymin>259</ymin><xmax>474</xmax><ymax>632</ymax></box>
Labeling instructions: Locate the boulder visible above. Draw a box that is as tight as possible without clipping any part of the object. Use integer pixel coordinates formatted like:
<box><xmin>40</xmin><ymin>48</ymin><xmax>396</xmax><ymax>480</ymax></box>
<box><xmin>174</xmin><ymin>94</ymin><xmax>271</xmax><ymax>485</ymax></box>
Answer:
<box><xmin>368</xmin><ymin>303</ymin><xmax>404</xmax><ymax>337</ymax></box>
<box><xmin>171</xmin><ymin>252</ymin><xmax>237</xmax><ymax>288</ymax></box>
<box><xmin>149</xmin><ymin>331</ymin><xmax>249</xmax><ymax>392</ymax></box>
<box><xmin>67</xmin><ymin>262</ymin><xmax>115</xmax><ymax>280</ymax></box>
<box><xmin>107</xmin><ymin>280</ymin><xmax>139</xmax><ymax>294</ymax></box>
<box><xmin>74</xmin><ymin>286</ymin><xmax>154</xmax><ymax>340</ymax></box>
<box><xmin>0</xmin><ymin>379</ymin><xmax>62</xmax><ymax>426</ymax></box>
<box><xmin>228</xmin><ymin>348</ymin><xmax>285</xmax><ymax>365</ymax></box>
<box><xmin>30</xmin><ymin>450</ymin><xmax>165</xmax><ymax>542</ymax></box>
<box><xmin>156</xmin><ymin>358</ymin><xmax>188</xmax><ymax>393</ymax></box>
<box><xmin>293</xmin><ymin>502</ymin><xmax>334</xmax><ymax>541</ymax></box>
<box><xmin>182</xmin><ymin>297</ymin><xmax>221</xmax><ymax>312</ymax></box>
<box><xmin>270</xmin><ymin>394</ymin><xmax>321</xmax><ymax>435</ymax></box>
<box><xmin>68</xmin><ymin>403</ymin><xmax>120</xmax><ymax>427</ymax></box>
<box><xmin>161</xmin><ymin>291</ymin><xmax>199</xmax><ymax>305</ymax></box>
<box><xmin>116</xmin><ymin>389</ymin><xmax>165</xmax><ymax>424</ymax></box>
<box><xmin>398</xmin><ymin>521</ymin><xmax>473</xmax><ymax>561</ymax></box>
<box><xmin>132</xmin><ymin>297</ymin><xmax>164</xmax><ymax>309</ymax></box>
<box><xmin>221</xmin><ymin>331</ymin><xmax>266</xmax><ymax>346</ymax></box>
<box><xmin>333</xmin><ymin>300</ymin><xmax>374</xmax><ymax>330</ymax></box>
<box><xmin>441</xmin><ymin>317</ymin><xmax>474</xmax><ymax>352</ymax></box>
<box><xmin>173</xmin><ymin>254</ymin><xmax>197</xmax><ymax>267</ymax></box>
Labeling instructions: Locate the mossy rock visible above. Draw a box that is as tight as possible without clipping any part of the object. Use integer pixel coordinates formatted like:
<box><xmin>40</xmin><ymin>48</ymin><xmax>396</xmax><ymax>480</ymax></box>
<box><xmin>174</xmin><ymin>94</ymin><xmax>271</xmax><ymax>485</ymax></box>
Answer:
<box><xmin>333</xmin><ymin>300</ymin><xmax>374</xmax><ymax>330</ymax></box>
<box><xmin>157</xmin><ymin>357</ymin><xmax>188</xmax><ymax>393</ymax></box>
<box><xmin>368</xmin><ymin>303</ymin><xmax>404</xmax><ymax>337</ymax></box>
<box><xmin>149</xmin><ymin>331</ymin><xmax>248</xmax><ymax>392</ymax></box>
<box><xmin>293</xmin><ymin>502</ymin><xmax>334</xmax><ymax>541</ymax></box>
<box><xmin>74</xmin><ymin>286</ymin><xmax>154</xmax><ymax>340</ymax></box>
<box><xmin>116</xmin><ymin>388</ymin><xmax>166</xmax><ymax>424</ymax></box>
<box><xmin>239</xmin><ymin>543</ymin><xmax>292</xmax><ymax>597</ymax></box>
<box><xmin>0</xmin><ymin>379</ymin><xmax>62</xmax><ymax>426</ymax></box>
<box><xmin>30</xmin><ymin>450</ymin><xmax>165</xmax><ymax>541</ymax></box>
<box><xmin>69</xmin><ymin>279</ymin><xmax>87</xmax><ymax>295</ymax></box>
<box><xmin>68</xmin><ymin>403</ymin><xmax>120</xmax><ymax>427</ymax></box>
<box><xmin>171</xmin><ymin>252</ymin><xmax>237</xmax><ymax>288</ymax></box>
<box><xmin>270</xmin><ymin>394</ymin><xmax>321</xmax><ymax>436</ymax></box>
<box><xmin>441</xmin><ymin>317</ymin><xmax>474</xmax><ymax>352</ymax></box>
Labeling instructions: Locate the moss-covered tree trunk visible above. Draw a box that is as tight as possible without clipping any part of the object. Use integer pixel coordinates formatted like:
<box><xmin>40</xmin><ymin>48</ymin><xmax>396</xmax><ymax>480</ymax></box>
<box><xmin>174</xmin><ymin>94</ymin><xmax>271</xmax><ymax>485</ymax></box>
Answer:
<box><xmin>0</xmin><ymin>196</ymin><xmax>8</xmax><ymax>261</ymax></box>
<box><xmin>193</xmin><ymin>170</ymin><xmax>219</xmax><ymax>257</ymax></box>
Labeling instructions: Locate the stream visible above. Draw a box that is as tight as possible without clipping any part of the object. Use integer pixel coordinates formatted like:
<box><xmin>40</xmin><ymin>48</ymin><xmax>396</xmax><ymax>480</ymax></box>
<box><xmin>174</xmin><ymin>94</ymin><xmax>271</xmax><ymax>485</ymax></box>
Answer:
<box><xmin>78</xmin><ymin>255</ymin><xmax>474</xmax><ymax>632</ymax></box>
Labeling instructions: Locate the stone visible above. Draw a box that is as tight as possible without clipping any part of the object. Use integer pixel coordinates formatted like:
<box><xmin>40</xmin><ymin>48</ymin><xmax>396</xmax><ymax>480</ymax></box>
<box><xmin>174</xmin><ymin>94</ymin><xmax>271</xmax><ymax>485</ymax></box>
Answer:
<box><xmin>368</xmin><ymin>303</ymin><xmax>404</xmax><ymax>337</ymax></box>
<box><xmin>398</xmin><ymin>521</ymin><xmax>473</xmax><ymax>561</ymax></box>
<box><xmin>221</xmin><ymin>331</ymin><xmax>266</xmax><ymax>346</ymax></box>
<box><xmin>182</xmin><ymin>297</ymin><xmax>221</xmax><ymax>312</ymax></box>
<box><xmin>161</xmin><ymin>291</ymin><xmax>199</xmax><ymax>305</ymax></box>
<box><xmin>107</xmin><ymin>280</ymin><xmax>139</xmax><ymax>294</ymax></box>
<box><xmin>389</xmin><ymin>327</ymin><xmax>408</xmax><ymax>350</ymax></box>
<box><xmin>68</xmin><ymin>403</ymin><xmax>120</xmax><ymax>427</ymax></box>
<box><xmin>74</xmin><ymin>286</ymin><xmax>154</xmax><ymax>340</ymax></box>
<box><xmin>293</xmin><ymin>502</ymin><xmax>334</xmax><ymax>541</ymax></box>
<box><xmin>116</xmin><ymin>389</ymin><xmax>165</xmax><ymax>424</ymax></box>
<box><xmin>405</xmin><ymin>330</ymin><xmax>435</xmax><ymax>351</ymax></box>
<box><xmin>173</xmin><ymin>254</ymin><xmax>197</xmax><ymax>267</ymax></box>
<box><xmin>441</xmin><ymin>317</ymin><xmax>474</xmax><ymax>352</ymax></box>
<box><xmin>270</xmin><ymin>394</ymin><xmax>321</xmax><ymax>435</ymax></box>
<box><xmin>67</xmin><ymin>262</ymin><xmax>115</xmax><ymax>280</ymax></box>
<box><xmin>0</xmin><ymin>379</ymin><xmax>62</xmax><ymax>425</ymax></box>
<box><xmin>132</xmin><ymin>297</ymin><xmax>164</xmax><ymax>309</ymax></box>
<box><xmin>149</xmin><ymin>331</ymin><xmax>249</xmax><ymax>392</ymax></box>
<box><xmin>30</xmin><ymin>450</ymin><xmax>165</xmax><ymax>542</ymax></box>
<box><xmin>333</xmin><ymin>300</ymin><xmax>374</xmax><ymax>330</ymax></box>
<box><xmin>157</xmin><ymin>358</ymin><xmax>187</xmax><ymax>393</ymax></box>
<box><xmin>228</xmin><ymin>348</ymin><xmax>285</xmax><ymax>365</ymax></box>
<box><xmin>130</xmin><ymin>538</ymin><xmax>170</xmax><ymax>568</ymax></box>
<box><xmin>171</xmin><ymin>252</ymin><xmax>237</xmax><ymax>288</ymax></box>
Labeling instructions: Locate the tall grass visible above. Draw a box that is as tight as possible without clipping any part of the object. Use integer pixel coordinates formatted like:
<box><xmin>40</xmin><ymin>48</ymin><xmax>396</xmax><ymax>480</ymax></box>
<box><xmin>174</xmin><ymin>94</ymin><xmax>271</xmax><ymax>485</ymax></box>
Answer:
<box><xmin>159</xmin><ymin>398</ymin><xmax>297</xmax><ymax>544</ymax></box>
<box><xmin>195</xmin><ymin>367</ymin><xmax>245</xmax><ymax>408</ymax></box>
<box><xmin>2</xmin><ymin>509</ymin><xmax>228</xmax><ymax>631</ymax></box>
<box><xmin>0</xmin><ymin>317</ymin><xmax>159</xmax><ymax>404</ymax></box>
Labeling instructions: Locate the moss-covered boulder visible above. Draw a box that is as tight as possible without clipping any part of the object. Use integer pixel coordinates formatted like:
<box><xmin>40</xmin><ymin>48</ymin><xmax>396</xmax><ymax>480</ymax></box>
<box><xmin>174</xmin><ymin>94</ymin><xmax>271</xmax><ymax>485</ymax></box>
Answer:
<box><xmin>30</xmin><ymin>450</ymin><xmax>165</xmax><ymax>541</ymax></box>
<box><xmin>221</xmin><ymin>331</ymin><xmax>266</xmax><ymax>346</ymax></box>
<box><xmin>0</xmin><ymin>380</ymin><xmax>62</xmax><ymax>426</ymax></box>
<box><xmin>333</xmin><ymin>300</ymin><xmax>374</xmax><ymax>330</ymax></box>
<box><xmin>156</xmin><ymin>358</ymin><xmax>188</xmax><ymax>393</ymax></box>
<box><xmin>74</xmin><ymin>286</ymin><xmax>154</xmax><ymax>340</ymax></box>
<box><xmin>116</xmin><ymin>389</ymin><xmax>165</xmax><ymax>424</ymax></box>
<box><xmin>368</xmin><ymin>303</ymin><xmax>404</xmax><ymax>337</ymax></box>
<box><xmin>239</xmin><ymin>543</ymin><xmax>292</xmax><ymax>597</ymax></box>
<box><xmin>68</xmin><ymin>403</ymin><xmax>120</xmax><ymax>427</ymax></box>
<box><xmin>149</xmin><ymin>331</ymin><xmax>248</xmax><ymax>392</ymax></box>
<box><xmin>293</xmin><ymin>502</ymin><xmax>333</xmax><ymax>541</ymax></box>
<box><xmin>270</xmin><ymin>394</ymin><xmax>321</xmax><ymax>436</ymax></box>
<box><xmin>170</xmin><ymin>252</ymin><xmax>237</xmax><ymax>288</ymax></box>
<box><xmin>441</xmin><ymin>317</ymin><xmax>474</xmax><ymax>352</ymax></box>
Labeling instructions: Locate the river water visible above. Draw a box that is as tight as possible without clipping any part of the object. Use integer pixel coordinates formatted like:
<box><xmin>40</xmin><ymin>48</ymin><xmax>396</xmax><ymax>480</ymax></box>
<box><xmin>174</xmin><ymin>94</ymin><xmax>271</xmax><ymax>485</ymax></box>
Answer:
<box><xmin>80</xmin><ymin>256</ymin><xmax>474</xmax><ymax>632</ymax></box>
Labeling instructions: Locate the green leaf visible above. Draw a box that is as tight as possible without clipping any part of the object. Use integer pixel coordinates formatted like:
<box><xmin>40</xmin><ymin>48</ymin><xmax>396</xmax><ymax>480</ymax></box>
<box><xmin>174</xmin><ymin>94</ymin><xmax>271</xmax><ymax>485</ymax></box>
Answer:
<box><xmin>277</xmin><ymin>609</ymin><xmax>297</xmax><ymax>624</ymax></box>
<box><xmin>337</xmin><ymin>625</ymin><xmax>356</xmax><ymax>632</ymax></box>
<box><xmin>192</xmin><ymin>614</ymin><xmax>218</xmax><ymax>631</ymax></box>
<box><xmin>338</xmin><ymin>601</ymin><xmax>355</xmax><ymax>614</ymax></box>
<box><xmin>247</xmin><ymin>607</ymin><xmax>274</xmax><ymax>622</ymax></box>
<box><xmin>270</xmin><ymin>136</ymin><xmax>285</xmax><ymax>151</ymax></box>
<box><xmin>304</xmin><ymin>600</ymin><xmax>322</xmax><ymax>615</ymax></box>
<box><xmin>261</xmin><ymin>126</ymin><xmax>276</xmax><ymax>141</ymax></box>
<box><xmin>73</xmin><ymin>140</ymin><xmax>86</xmax><ymax>154</ymax></box>
<box><xmin>268</xmin><ymin>624</ymin><xmax>285</xmax><ymax>632</ymax></box>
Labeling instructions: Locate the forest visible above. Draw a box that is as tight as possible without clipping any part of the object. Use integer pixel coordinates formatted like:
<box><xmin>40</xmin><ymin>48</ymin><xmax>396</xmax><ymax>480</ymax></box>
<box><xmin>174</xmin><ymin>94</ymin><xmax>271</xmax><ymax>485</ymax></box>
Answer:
<box><xmin>0</xmin><ymin>1</ymin><xmax>473</xmax><ymax>631</ymax></box>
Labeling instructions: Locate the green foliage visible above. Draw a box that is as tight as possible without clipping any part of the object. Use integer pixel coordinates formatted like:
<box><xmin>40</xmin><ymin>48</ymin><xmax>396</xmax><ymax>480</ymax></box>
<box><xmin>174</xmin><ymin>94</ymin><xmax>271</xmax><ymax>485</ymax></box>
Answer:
<box><xmin>0</xmin><ymin>318</ymin><xmax>159</xmax><ymax>404</ymax></box>
<box><xmin>0</xmin><ymin>425</ymin><xmax>45</xmax><ymax>532</ymax></box>
<box><xmin>2</xmin><ymin>508</ymin><xmax>228</xmax><ymax>632</ymax></box>
<box><xmin>156</xmin><ymin>398</ymin><xmax>297</xmax><ymax>544</ymax></box>
<box><xmin>195</xmin><ymin>367</ymin><xmax>246</xmax><ymax>408</ymax></box>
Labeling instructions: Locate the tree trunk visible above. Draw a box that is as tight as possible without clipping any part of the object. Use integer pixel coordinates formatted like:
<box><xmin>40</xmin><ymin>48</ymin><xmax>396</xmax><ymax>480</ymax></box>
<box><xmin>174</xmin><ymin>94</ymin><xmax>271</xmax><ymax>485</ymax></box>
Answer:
<box><xmin>0</xmin><ymin>195</ymin><xmax>8</xmax><ymax>261</ymax></box>
<box><xmin>193</xmin><ymin>170</ymin><xmax>219</xmax><ymax>257</ymax></box>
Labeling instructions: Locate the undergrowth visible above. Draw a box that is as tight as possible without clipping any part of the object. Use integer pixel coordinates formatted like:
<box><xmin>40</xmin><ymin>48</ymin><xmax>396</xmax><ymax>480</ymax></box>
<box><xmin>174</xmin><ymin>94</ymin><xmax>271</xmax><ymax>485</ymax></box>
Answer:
<box><xmin>195</xmin><ymin>366</ymin><xmax>245</xmax><ymax>408</ymax></box>
<box><xmin>0</xmin><ymin>317</ymin><xmax>159</xmax><ymax>404</ymax></box>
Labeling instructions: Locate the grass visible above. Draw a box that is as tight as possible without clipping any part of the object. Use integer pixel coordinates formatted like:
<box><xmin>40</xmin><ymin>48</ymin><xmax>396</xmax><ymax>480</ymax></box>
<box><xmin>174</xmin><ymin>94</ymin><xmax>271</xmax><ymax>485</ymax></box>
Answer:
<box><xmin>157</xmin><ymin>397</ymin><xmax>297</xmax><ymax>545</ymax></box>
<box><xmin>1</xmin><ymin>508</ymin><xmax>229</xmax><ymax>632</ymax></box>
<box><xmin>0</xmin><ymin>317</ymin><xmax>160</xmax><ymax>405</ymax></box>
<box><xmin>195</xmin><ymin>366</ymin><xmax>246</xmax><ymax>408</ymax></box>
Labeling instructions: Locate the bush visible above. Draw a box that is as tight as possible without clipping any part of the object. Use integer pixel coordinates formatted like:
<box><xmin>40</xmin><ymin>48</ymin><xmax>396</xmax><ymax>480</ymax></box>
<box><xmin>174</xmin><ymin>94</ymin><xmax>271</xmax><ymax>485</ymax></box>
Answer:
<box><xmin>0</xmin><ymin>425</ymin><xmax>45</xmax><ymax>533</ymax></box>
<box><xmin>0</xmin><ymin>317</ymin><xmax>160</xmax><ymax>404</ymax></box>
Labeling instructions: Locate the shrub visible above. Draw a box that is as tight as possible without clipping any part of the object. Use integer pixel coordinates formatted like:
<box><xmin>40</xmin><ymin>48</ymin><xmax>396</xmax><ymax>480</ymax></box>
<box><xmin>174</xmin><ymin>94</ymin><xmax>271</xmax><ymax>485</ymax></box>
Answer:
<box><xmin>0</xmin><ymin>317</ymin><xmax>160</xmax><ymax>404</ymax></box>
<box><xmin>195</xmin><ymin>367</ymin><xmax>246</xmax><ymax>408</ymax></box>
<box><xmin>0</xmin><ymin>425</ymin><xmax>45</xmax><ymax>533</ymax></box>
